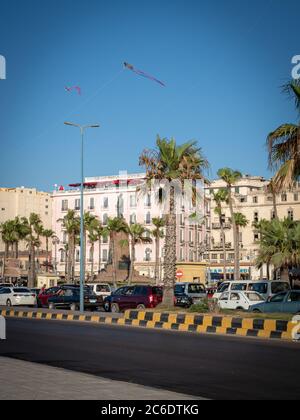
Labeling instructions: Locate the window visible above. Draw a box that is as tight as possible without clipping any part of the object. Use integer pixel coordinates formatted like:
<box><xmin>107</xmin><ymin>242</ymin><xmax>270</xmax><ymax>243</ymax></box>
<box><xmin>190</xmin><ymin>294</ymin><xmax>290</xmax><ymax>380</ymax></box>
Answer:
<box><xmin>270</xmin><ymin>292</ymin><xmax>286</xmax><ymax>303</ymax></box>
<box><xmin>220</xmin><ymin>292</ymin><xmax>229</xmax><ymax>301</ymax></box>
<box><xmin>180</xmin><ymin>248</ymin><xmax>184</xmax><ymax>261</ymax></box>
<box><xmin>89</xmin><ymin>198</ymin><xmax>95</xmax><ymax>210</ymax></box>
<box><xmin>230</xmin><ymin>293</ymin><xmax>240</xmax><ymax>301</ymax></box>
<box><xmin>61</xmin><ymin>200</ymin><xmax>68</xmax><ymax>211</ymax></box>
<box><xmin>212</xmin><ymin>254</ymin><xmax>218</xmax><ymax>260</ymax></box>
<box><xmin>145</xmin><ymin>248</ymin><xmax>152</xmax><ymax>262</ymax></box>
<box><xmin>235</xmin><ymin>187</ymin><xmax>240</xmax><ymax>194</ymax></box>
<box><xmin>134</xmin><ymin>286</ymin><xmax>148</xmax><ymax>296</ymax></box>
<box><xmin>253</xmin><ymin>212</ymin><xmax>259</xmax><ymax>223</ymax></box>
<box><xmin>254</xmin><ymin>233</ymin><xmax>259</xmax><ymax>241</ymax></box>
<box><xmin>288</xmin><ymin>209</ymin><xmax>294</xmax><ymax>221</ymax></box>
<box><xmin>130</xmin><ymin>213</ymin><xmax>137</xmax><ymax>225</ymax></box>
<box><xmin>102</xmin><ymin>249</ymin><xmax>108</xmax><ymax>262</ymax></box>
<box><xmin>76</xmin><ymin>250</ymin><xmax>80</xmax><ymax>262</ymax></box>
<box><xmin>145</xmin><ymin>212</ymin><xmax>151</xmax><ymax>225</ymax></box>
<box><xmin>288</xmin><ymin>292</ymin><xmax>300</xmax><ymax>302</ymax></box>
<box><xmin>271</xmin><ymin>282</ymin><xmax>290</xmax><ymax>294</ymax></box>
<box><xmin>189</xmin><ymin>231</ymin><xmax>193</xmax><ymax>243</ymax></box>
<box><xmin>271</xmin><ymin>210</ymin><xmax>276</xmax><ymax>220</ymax></box>
<box><xmin>130</xmin><ymin>195</ymin><xmax>137</xmax><ymax>208</ymax></box>
<box><xmin>281</xmin><ymin>193</ymin><xmax>287</xmax><ymax>202</ymax></box>
<box><xmin>231</xmin><ymin>283</ymin><xmax>248</xmax><ymax>291</ymax></box>
<box><xmin>180</xmin><ymin>230</ymin><xmax>184</xmax><ymax>242</ymax></box>
<box><xmin>103</xmin><ymin>213</ymin><xmax>108</xmax><ymax>225</ymax></box>
<box><xmin>189</xmin><ymin>250</ymin><xmax>194</xmax><ymax>262</ymax></box>
<box><xmin>294</xmin><ymin>193</ymin><xmax>299</xmax><ymax>202</ymax></box>
<box><xmin>240</xmin><ymin>196</ymin><xmax>247</xmax><ymax>203</ymax></box>
<box><xmin>103</xmin><ymin>197</ymin><xmax>109</xmax><ymax>209</ymax></box>
<box><xmin>103</xmin><ymin>235</ymin><xmax>108</xmax><ymax>244</ymax></box>
<box><xmin>63</xmin><ymin>232</ymin><xmax>67</xmax><ymax>244</ymax></box>
<box><xmin>145</xmin><ymin>194</ymin><xmax>151</xmax><ymax>207</ymax></box>
<box><xmin>249</xmin><ymin>283</ymin><xmax>268</xmax><ymax>295</ymax></box>
<box><xmin>253</xmin><ymin>196</ymin><xmax>258</xmax><ymax>204</ymax></box>
<box><xmin>180</xmin><ymin>214</ymin><xmax>185</xmax><ymax>226</ymax></box>
<box><xmin>60</xmin><ymin>250</ymin><xmax>65</xmax><ymax>263</ymax></box>
<box><xmin>75</xmin><ymin>199</ymin><xmax>80</xmax><ymax>210</ymax></box>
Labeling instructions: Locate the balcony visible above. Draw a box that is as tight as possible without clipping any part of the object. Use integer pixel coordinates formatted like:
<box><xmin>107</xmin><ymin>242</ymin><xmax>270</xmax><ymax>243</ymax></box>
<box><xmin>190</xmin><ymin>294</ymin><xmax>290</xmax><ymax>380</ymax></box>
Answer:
<box><xmin>212</xmin><ymin>222</ymin><xmax>231</xmax><ymax>230</ymax></box>
<box><xmin>212</xmin><ymin>242</ymin><xmax>232</xmax><ymax>250</ymax></box>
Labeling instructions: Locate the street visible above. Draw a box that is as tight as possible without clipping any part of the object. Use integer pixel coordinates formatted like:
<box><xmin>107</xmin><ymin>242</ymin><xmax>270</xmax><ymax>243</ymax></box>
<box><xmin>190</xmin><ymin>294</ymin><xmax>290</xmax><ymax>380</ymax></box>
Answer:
<box><xmin>0</xmin><ymin>318</ymin><xmax>299</xmax><ymax>400</ymax></box>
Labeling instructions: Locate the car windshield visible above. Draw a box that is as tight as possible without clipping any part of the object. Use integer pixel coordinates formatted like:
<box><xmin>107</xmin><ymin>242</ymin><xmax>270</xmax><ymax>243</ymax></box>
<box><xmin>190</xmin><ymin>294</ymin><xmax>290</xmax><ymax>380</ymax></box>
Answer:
<box><xmin>217</xmin><ymin>283</ymin><xmax>229</xmax><ymax>293</ymax></box>
<box><xmin>231</xmin><ymin>283</ymin><xmax>248</xmax><ymax>291</ymax></box>
<box><xmin>175</xmin><ymin>285</ymin><xmax>185</xmax><ymax>295</ymax></box>
<box><xmin>188</xmin><ymin>284</ymin><xmax>205</xmax><ymax>294</ymax></box>
<box><xmin>245</xmin><ymin>292</ymin><xmax>264</xmax><ymax>302</ymax></box>
<box><xmin>271</xmin><ymin>282</ymin><xmax>290</xmax><ymax>294</ymax></box>
<box><xmin>13</xmin><ymin>288</ymin><xmax>30</xmax><ymax>293</ymax></box>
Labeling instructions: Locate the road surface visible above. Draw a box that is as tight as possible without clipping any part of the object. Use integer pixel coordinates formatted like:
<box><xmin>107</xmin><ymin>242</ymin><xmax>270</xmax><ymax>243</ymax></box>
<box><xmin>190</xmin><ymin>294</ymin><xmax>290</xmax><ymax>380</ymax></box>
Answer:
<box><xmin>0</xmin><ymin>318</ymin><xmax>299</xmax><ymax>400</ymax></box>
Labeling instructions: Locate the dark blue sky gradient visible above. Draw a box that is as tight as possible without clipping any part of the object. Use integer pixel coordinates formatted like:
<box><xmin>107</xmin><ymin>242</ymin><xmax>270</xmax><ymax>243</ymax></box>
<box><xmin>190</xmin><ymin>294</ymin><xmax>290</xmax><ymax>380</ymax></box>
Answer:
<box><xmin>0</xmin><ymin>0</ymin><xmax>299</xmax><ymax>191</ymax></box>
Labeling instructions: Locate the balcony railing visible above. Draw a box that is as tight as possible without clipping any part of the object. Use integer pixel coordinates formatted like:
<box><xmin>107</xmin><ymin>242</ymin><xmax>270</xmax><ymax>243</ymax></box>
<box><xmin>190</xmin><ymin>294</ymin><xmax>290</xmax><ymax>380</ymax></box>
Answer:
<box><xmin>212</xmin><ymin>222</ymin><xmax>231</xmax><ymax>230</ymax></box>
<box><xmin>212</xmin><ymin>242</ymin><xmax>232</xmax><ymax>250</ymax></box>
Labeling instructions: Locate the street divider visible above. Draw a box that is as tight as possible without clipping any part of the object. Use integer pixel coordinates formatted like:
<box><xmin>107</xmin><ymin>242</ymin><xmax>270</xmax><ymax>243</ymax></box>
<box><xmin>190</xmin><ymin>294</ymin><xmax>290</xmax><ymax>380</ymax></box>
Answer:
<box><xmin>123</xmin><ymin>310</ymin><xmax>296</xmax><ymax>341</ymax></box>
<box><xmin>1</xmin><ymin>307</ymin><xmax>297</xmax><ymax>341</ymax></box>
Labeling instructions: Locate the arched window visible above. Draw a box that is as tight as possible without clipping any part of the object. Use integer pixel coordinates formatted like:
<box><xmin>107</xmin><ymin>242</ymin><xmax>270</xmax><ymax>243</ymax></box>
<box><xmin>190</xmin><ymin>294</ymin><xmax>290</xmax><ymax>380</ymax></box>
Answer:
<box><xmin>145</xmin><ymin>248</ymin><xmax>152</xmax><ymax>262</ymax></box>
<box><xmin>60</xmin><ymin>250</ymin><xmax>65</xmax><ymax>263</ymax></box>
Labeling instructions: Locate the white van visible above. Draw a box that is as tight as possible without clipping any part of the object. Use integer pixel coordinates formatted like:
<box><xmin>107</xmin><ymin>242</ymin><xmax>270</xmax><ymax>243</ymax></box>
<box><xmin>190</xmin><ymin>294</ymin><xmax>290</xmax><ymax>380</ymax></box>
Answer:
<box><xmin>87</xmin><ymin>283</ymin><xmax>114</xmax><ymax>298</ymax></box>
<box><xmin>213</xmin><ymin>280</ymin><xmax>290</xmax><ymax>301</ymax></box>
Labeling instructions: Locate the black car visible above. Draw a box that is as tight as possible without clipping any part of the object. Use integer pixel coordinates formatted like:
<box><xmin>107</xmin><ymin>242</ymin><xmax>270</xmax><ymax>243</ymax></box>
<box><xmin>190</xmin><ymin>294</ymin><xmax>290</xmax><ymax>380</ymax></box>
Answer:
<box><xmin>48</xmin><ymin>286</ymin><xmax>103</xmax><ymax>311</ymax></box>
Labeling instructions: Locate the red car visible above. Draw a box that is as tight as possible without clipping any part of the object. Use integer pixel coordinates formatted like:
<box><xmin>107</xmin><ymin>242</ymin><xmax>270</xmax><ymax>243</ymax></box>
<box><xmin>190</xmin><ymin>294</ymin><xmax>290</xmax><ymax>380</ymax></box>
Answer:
<box><xmin>104</xmin><ymin>285</ymin><xmax>163</xmax><ymax>313</ymax></box>
<box><xmin>37</xmin><ymin>287</ymin><xmax>60</xmax><ymax>307</ymax></box>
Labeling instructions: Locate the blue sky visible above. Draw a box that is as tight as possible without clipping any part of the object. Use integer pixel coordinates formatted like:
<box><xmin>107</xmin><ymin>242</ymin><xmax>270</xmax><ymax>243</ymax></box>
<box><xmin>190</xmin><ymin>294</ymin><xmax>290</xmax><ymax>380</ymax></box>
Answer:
<box><xmin>0</xmin><ymin>0</ymin><xmax>299</xmax><ymax>191</ymax></box>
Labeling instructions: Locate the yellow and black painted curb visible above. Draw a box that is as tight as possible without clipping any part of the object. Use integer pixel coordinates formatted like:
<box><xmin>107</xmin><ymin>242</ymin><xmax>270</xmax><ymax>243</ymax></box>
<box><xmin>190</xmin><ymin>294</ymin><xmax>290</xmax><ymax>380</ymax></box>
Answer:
<box><xmin>0</xmin><ymin>308</ymin><xmax>127</xmax><ymax>326</ymax></box>
<box><xmin>1</xmin><ymin>308</ymin><xmax>296</xmax><ymax>341</ymax></box>
<box><xmin>123</xmin><ymin>310</ymin><xmax>295</xmax><ymax>341</ymax></box>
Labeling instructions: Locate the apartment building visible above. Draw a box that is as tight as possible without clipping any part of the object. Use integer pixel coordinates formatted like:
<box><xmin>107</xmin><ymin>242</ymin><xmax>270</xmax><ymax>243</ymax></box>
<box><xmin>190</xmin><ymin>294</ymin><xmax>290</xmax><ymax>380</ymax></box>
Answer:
<box><xmin>52</xmin><ymin>173</ymin><xmax>208</xmax><ymax>280</ymax></box>
<box><xmin>205</xmin><ymin>176</ymin><xmax>300</xmax><ymax>281</ymax></box>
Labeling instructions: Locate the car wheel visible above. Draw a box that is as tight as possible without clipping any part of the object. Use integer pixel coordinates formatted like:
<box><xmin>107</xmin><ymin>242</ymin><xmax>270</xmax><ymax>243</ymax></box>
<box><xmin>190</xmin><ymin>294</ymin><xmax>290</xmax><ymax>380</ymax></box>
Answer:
<box><xmin>70</xmin><ymin>303</ymin><xmax>79</xmax><ymax>312</ymax></box>
<box><xmin>48</xmin><ymin>302</ymin><xmax>55</xmax><ymax>310</ymax></box>
<box><xmin>137</xmin><ymin>304</ymin><xmax>146</xmax><ymax>310</ymax></box>
<box><xmin>111</xmin><ymin>303</ymin><xmax>120</xmax><ymax>313</ymax></box>
<box><xmin>6</xmin><ymin>299</ymin><xmax>12</xmax><ymax>307</ymax></box>
<box><xmin>252</xmin><ymin>308</ymin><xmax>262</xmax><ymax>313</ymax></box>
<box><xmin>104</xmin><ymin>301</ymin><xmax>111</xmax><ymax>312</ymax></box>
<box><xmin>236</xmin><ymin>307</ymin><xmax>244</xmax><ymax>311</ymax></box>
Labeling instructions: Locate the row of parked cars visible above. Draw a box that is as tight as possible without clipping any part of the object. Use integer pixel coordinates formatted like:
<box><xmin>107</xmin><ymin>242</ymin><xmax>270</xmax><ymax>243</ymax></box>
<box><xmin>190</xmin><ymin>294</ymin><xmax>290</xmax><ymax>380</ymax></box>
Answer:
<box><xmin>1</xmin><ymin>280</ymin><xmax>300</xmax><ymax>314</ymax></box>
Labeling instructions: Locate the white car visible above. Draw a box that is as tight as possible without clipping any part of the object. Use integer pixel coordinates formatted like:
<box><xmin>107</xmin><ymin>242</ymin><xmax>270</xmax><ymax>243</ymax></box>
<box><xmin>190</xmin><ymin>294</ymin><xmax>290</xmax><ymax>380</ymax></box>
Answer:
<box><xmin>218</xmin><ymin>291</ymin><xmax>265</xmax><ymax>311</ymax></box>
<box><xmin>0</xmin><ymin>287</ymin><xmax>36</xmax><ymax>307</ymax></box>
<box><xmin>87</xmin><ymin>283</ymin><xmax>114</xmax><ymax>298</ymax></box>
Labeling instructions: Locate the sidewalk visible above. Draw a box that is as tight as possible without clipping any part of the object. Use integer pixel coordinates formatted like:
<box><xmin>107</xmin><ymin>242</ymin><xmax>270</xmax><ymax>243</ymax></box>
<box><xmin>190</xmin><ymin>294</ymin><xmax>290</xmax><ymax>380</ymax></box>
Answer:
<box><xmin>0</xmin><ymin>357</ymin><xmax>201</xmax><ymax>400</ymax></box>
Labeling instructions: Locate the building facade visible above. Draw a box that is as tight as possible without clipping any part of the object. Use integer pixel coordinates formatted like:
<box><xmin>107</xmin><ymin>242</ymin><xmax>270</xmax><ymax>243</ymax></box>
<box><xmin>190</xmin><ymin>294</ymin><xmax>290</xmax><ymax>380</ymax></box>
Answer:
<box><xmin>52</xmin><ymin>173</ymin><xmax>208</xmax><ymax>281</ymax></box>
<box><xmin>205</xmin><ymin>176</ymin><xmax>300</xmax><ymax>281</ymax></box>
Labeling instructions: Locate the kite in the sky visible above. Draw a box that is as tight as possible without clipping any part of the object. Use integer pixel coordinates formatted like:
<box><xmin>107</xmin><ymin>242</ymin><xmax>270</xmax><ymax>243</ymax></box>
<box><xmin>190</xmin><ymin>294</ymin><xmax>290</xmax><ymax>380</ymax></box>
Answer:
<box><xmin>124</xmin><ymin>62</ymin><xmax>166</xmax><ymax>87</ymax></box>
<box><xmin>65</xmin><ymin>86</ymin><xmax>82</xmax><ymax>95</ymax></box>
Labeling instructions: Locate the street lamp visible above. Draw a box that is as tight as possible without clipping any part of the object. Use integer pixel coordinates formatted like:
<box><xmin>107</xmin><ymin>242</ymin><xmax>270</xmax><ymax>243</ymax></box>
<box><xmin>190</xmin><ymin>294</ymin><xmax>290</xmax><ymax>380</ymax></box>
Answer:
<box><xmin>64</xmin><ymin>122</ymin><xmax>100</xmax><ymax>312</ymax></box>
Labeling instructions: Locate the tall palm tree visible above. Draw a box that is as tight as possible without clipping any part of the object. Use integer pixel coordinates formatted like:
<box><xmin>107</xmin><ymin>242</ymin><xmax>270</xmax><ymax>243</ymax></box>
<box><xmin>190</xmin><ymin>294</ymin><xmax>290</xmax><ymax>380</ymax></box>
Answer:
<box><xmin>217</xmin><ymin>168</ymin><xmax>242</xmax><ymax>280</ymax></box>
<box><xmin>83</xmin><ymin>212</ymin><xmax>98</xmax><ymax>277</ymax></box>
<box><xmin>266</xmin><ymin>179</ymin><xmax>279</xmax><ymax>219</ymax></box>
<box><xmin>123</xmin><ymin>223</ymin><xmax>152</xmax><ymax>285</ymax></box>
<box><xmin>58</xmin><ymin>210</ymin><xmax>80</xmax><ymax>283</ymax></box>
<box><xmin>212</xmin><ymin>189</ymin><xmax>229</xmax><ymax>281</ymax></box>
<box><xmin>151</xmin><ymin>217</ymin><xmax>165</xmax><ymax>285</ymax></box>
<box><xmin>140</xmin><ymin>136</ymin><xmax>209</xmax><ymax>306</ymax></box>
<box><xmin>22</xmin><ymin>213</ymin><xmax>43</xmax><ymax>288</ymax></box>
<box><xmin>92</xmin><ymin>222</ymin><xmax>106</xmax><ymax>275</ymax></box>
<box><xmin>267</xmin><ymin>80</ymin><xmax>300</xmax><ymax>190</ymax></box>
<box><xmin>88</xmin><ymin>231</ymin><xmax>98</xmax><ymax>280</ymax></box>
<box><xmin>256</xmin><ymin>218</ymin><xmax>300</xmax><ymax>284</ymax></box>
<box><xmin>232</xmin><ymin>213</ymin><xmax>249</xmax><ymax>279</ymax></box>
<box><xmin>106</xmin><ymin>217</ymin><xmax>129</xmax><ymax>289</ymax></box>
<box><xmin>43</xmin><ymin>229</ymin><xmax>55</xmax><ymax>272</ymax></box>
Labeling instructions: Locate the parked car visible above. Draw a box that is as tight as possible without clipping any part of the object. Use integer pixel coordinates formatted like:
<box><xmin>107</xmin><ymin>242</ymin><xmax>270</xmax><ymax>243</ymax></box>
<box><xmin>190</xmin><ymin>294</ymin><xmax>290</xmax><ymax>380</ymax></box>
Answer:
<box><xmin>0</xmin><ymin>287</ymin><xmax>36</xmax><ymax>307</ymax></box>
<box><xmin>0</xmin><ymin>283</ymin><xmax>14</xmax><ymax>290</ymax></box>
<box><xmin>87</xmin><ymin>283</ymin><xmax>114</xmax><ymax>298</ymax></box>
<box><xmin>174</xmin><ymin>283</ymin><xmax>207</xmax><ymax>304</ymax></box>
<box><xmin>250</xmin><ymin>291</ymin><xmax>300</xmax><ymax>314</ymax></box>
<box><xmin>48</xmin><ymin>286</ymin><xmax>103</xmax><ymax>311</ymax></box>
<box><xmin>104</xmin><ymin>285</ymin><xmax>163</xmax><ymax>313</ymax></box>
<box><xmin>206</xmin><ymin>286</ymin><xmax>218</xmax><ymax>299</ymax></box>
<box><xmin>38</xmin><ymin>286</ymin><xmax>61</xmax><ymax>307</ymax></box>
<box><xmin>218</xmin><ymin>291</ymin><xmax>265</xmax><ymax>311</ymax></box>
<box><xmin>174</xmin><ymin>293</ymin><xmax>193</xmax><ymax>308</ymax></box>
<box><xmin>213</xmin><ymin>280</ymin><xmax>290</xmax><ymax>300</ymax></box>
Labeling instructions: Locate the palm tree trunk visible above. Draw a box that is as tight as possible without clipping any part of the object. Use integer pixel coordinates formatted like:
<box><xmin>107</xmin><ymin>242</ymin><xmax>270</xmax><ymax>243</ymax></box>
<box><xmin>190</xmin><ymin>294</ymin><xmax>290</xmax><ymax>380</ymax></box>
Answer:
<box><xmin>98</xmin><ymin>239</ymin><xmax>102</xmax><ymax>274</ymax></box>
<box><xmin>46</xmin><ymin>238</ymin><xmax>49</xmax><ymax>273</ymax></box>
<box><xmin>154</xmin><ymin>237</ymin><xmax>160</xmax><ymax>285</ymax></box>
<box><xmin>162</xmin><ymin>186</ymin><xmax>176</xmax><ymax>306</ymax></box>
<box><xmin>28</xmin><ymin>243</ymin><xmax>36</xmax><ymax>288</ymax></box>
<box><xmin>91</xmin><ymin>243</ymin><xmax>94</xmax><ymax>279</ymax></box>
<box><xmin>272</xmin><ymin>191</ymin><xmax>278</xmax><ymax>219</ymax></box>
<box><xmin>228</xmin><ymin>193</ymin><xmax>239</xmax><ymax>280</ymax></box>
<box><xmin>220</xmin><ymin>218</ymin><xmax>227</xmax><ymax>281</ymax></box>
<box><xmin>111</xmin><ymin>233</ymin><xmax>117</xmax><ymax>289</ymax></box>
<box><xmin>128</xmin><ymin>240</ymin><xmax>135</xmax><ymax>285</ymax></box>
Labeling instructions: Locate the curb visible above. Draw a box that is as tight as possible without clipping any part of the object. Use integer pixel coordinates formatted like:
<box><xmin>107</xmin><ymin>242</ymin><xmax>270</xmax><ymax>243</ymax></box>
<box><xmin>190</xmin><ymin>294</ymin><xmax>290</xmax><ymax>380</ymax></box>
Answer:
<box><xmin>124</xmin><ymin>310</ymin><xmax>295</xmax><ymax>341</ymax></box>
<box><xmin>1</xmin><ymin>308</ymin><xmax>296</xmax><ymax>341</ymax></box>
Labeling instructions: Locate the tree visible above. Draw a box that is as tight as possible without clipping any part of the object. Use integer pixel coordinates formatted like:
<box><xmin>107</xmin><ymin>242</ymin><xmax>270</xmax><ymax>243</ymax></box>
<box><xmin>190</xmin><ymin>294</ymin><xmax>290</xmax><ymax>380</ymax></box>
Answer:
<box><xmin>22</xmin><ymin>213</ymin><xmax>43</xmax><ymax>288</ymax></box>
<box><xmin>123</xmin><ymin>223</ymin><xmax>152</xmax><ymax>285</ymax></box>
<box><xmin>140</xmin><ymin>136</ymin><xmax>209</xmax><ymax>306</ymax></box>
<box><xmin>106</xmin><ymin>217</ymin><xmax>129</xmax><ymax>289</ymax></box>
<box><xmin>266</xmin><ymin>179</ymin><xmax>279</xmax><ymax>219</ymax></box>
<box><xmin>151</xmin><ymin>217</ymin><xmax>165</xmax><ymax>285</ymax></box>
<box><xmin>232</xmin><ymin>213</ymin><xmax>248</xmax><ymax>279</ymax></box>
<box><xmin>43</xmin><ymin>229</ymin><xmax>55</xmax><ymax>272</ymax></box>
<box><xmin>93</xmin><ymin>222</ymin><xmax>106</xmax><ymax>275</ymax></box>
<box><xmin>267</xmin><ymin>80</ymin><xmax>300</xmax><ymax>190</ymax></box>
<box><xmin>217</xmin><ymin>168</ymin><xmax>242</xmax><ymax>280</ymax></box>
<box><xmin>58</xmin><ymin>210</ymin><xmax>80</xmax><ymax>283</ymax></box>
<box><xmin>212</xmin><ymin>189</ymin><xmax>229</xmax><ymax>281</ymax></box>
<box><xmin>88</xmin><ymin>231</ymin><xmax>98</xmax><ymax>280</ymax></box>
<box><xmin>83</xmin><ymin>212</ymin><xmax>99</xmax><ymax>278</ymax></box>
<box><xmin>256</xmin><ymin>218</ymin><xmax>300</xmax><ymax>284</ymax></box>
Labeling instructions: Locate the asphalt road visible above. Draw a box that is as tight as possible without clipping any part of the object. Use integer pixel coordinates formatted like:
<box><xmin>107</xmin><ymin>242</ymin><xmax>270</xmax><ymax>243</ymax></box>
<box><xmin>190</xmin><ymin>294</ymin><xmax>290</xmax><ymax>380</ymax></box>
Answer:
<box><xmin>1</xmin><ymin>318</ymin><xmax>299</xmax><ymax>400</ymax></box>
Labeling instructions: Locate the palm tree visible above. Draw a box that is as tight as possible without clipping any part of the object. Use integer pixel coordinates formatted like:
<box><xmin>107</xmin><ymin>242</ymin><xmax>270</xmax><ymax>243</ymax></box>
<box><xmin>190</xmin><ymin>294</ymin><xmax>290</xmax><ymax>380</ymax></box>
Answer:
<box><xmin>94</xmin><ymin>222</ymin><xmax>106</xmax><ymax>275</ymax></box>
<box><xmin>58</xmin><ymin>210</ymin><xmax>80</xmax><ymax>283</ymax></box>
<box><xmin>212</xmin><ymin>189</ymin><xmax>229</xmax><ymax>281</ymax></box>
<box><xmin>266</xmin><ymin>179</ymin><xmax>279</xmax><ymax>219</ymax></box>
<box><xmin>83</xmin><ymin>212</ymin><xmax>98</xmax><ymax>277</ymax></box>
<box><xmin>43</xmin><ymin>229</ymin><xmax>55</xmax><ymax>272</ymax></box>
<box><xmin>217</xmin><ymin>168</ymin><xmax>242</xmax><ymax>280</ymax></box>
<box><xmin>106</xmin><ymin>217</ymin><xmax>129</xmax><ymax>288</ymax></box>
<box><xmin>232</xmin><ymin>213</ymin><xmax>248</xmax><ymax>280</ymax></box>
<box><xmin>123</xmin><ymin>223</ymin><xmax>152</xmax><ymax>285</ymax></box>
<box><xmin>151</xmin><ymin>217</ymin><xmax>165</xmax><ymax>285</ymax></box>
<box><xmin>267</xmin><ymin>80</ymin><xmax>300</xmax><ymax>190</ymax></box>
<box><xmin>140</xmin><ymin>136</ymin><xmax>209</xmax><ymax>306</ymax></box>
<box><xmin>88</xmin><ymin>231</ymin><xmax>98</xmax><ymax>280</ymax></box>
<box><xmin>256</xmin><ymin>218</ymin><xmax>300</xmax><ymax>284</ymax></box>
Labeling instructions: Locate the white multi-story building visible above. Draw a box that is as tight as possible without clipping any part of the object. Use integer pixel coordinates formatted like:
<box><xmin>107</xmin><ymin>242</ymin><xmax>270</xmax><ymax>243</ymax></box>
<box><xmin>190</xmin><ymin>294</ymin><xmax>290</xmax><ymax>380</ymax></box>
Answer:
<box><xmin>52</xmin><ymin>173</ymin><xmax>208</xmax><ymax>280</ymax></box>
